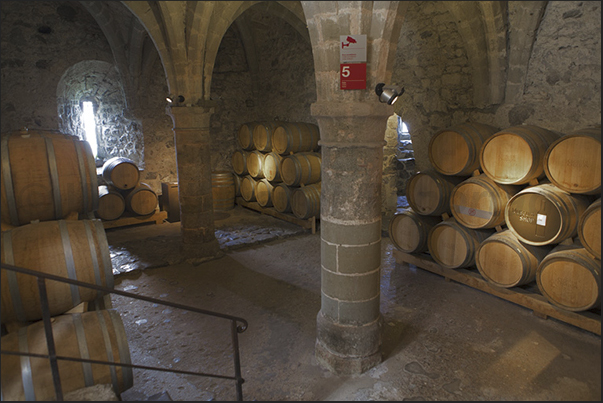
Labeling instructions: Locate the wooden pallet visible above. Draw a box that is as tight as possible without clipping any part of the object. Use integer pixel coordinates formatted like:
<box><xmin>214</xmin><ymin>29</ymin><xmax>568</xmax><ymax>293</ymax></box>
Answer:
<box><xmin>392</xmin><ymin>249</ymin><xmax>601</xmax><ymax>336</ymax></box>
<box><xmin>236</xmin><ymin>197</ymin><xmax>317</xmax><ymax>234</ymax></box>
<box><xmin>102</xmin><ymin>210</ymin><xmax>168</xmax><ymax>229</ymax></box>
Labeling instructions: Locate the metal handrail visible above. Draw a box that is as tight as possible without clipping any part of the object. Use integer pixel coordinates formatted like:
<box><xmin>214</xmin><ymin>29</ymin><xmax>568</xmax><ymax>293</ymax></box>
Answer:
<box><xmin>0</xmin><ymin>262</ymin><xmax>248</xmax><ymax>401</ymax></box>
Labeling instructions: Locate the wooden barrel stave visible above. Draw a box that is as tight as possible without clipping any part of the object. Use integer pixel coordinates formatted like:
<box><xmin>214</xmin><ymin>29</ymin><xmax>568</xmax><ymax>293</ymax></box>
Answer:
<box><xmin>291</xmin><ymin>183</ymin><xmax>321</xmax><ymax>219</ymax></box>
<box><xmin>450</xmin><ymin>174</ymin><xmax>521</xmax><ymax>229</ymax></box>
<box><xmin>211</xmin><ymin>171</ymin><xmax>235</xmax><ymax>211</ymax></box>
<box><xmin>389</xmin><ymin>208</ymin><xmax>441</xmax><ymax>254</ymax></box>
<box><xmin>240</xmin><ymin>176</ymin><xmax>258</xmax><ymax>202</ymax></box>
<box><xmin>102</xmin><ymin>157</ymin><xmax>139</xmax><ymax>190</ymax></box>
<box><xmin>280</xmin><ymin>152</ymin><xmax>321</xmax><ymax>187</ymax></box>
<box><xmin>536</xmin><ymin>241</ymin><xmax>601</xmax><ymax>312</ymax></box>
<box><xmin>272</xmin><ymin>183</ymin><xmax>292</xmax><ymax>213</ymax></box>
<box><xmin>237</xmin><ymin>122</ymin><xmax>258</xmax><ymax>150</ymax></box>
<box><xmin>247</xmin><ymin>150</ymin><xmax>266</xmax><ymax>179</ymax></box>
<box><xmin>428</xmin><ymin>122</ymin><xmax>499</xmax><ymax>176</ymax></box>
<box><xmin>476</xmin><ymin>229</ymin><xmax>552</xmax><ymax>288</ymax></box>
<box><xmin>543</xmin><ymin>127</ymin><xmax>601</xmax><ymax>195</ymax></box>
<box><xmin>1</xmin><ymin>129</ymin><xmax>98</xmax><ymax>226</ymax></box>
<box><xmin>252</xmin><ymin>122</ymin><xmax>278</xmax><ymax>152</ymax></box>
<box><xmin>263</xmin><ymin>152</ymin><xmax>284</xmax><ymax>182</ymax></box>
<box><xmin>124</xmin><ymin>183</ymin><xmax>157</xmax><ymax>216</ymax></box>
<box><xmin>1</xmin><ymin>219</ymin><xmax>113</xmax><ymax>324</ymax></box>
<box><xmin>578</xmin><ymin>197</ymin><xmax>601</xmax><ymax>259</ymax></box>
<box><xmin>231</xmin><ymin>150</ymin><xmax>249</xmax><ymax>176</ymax></box>
<box><xmin>256</xmin><ymin>179</ymin><xmax>275</xmax><ymax>207</ymax></box>
<box><xmin>406</xmin><ymin>171</ymin><xmax>464</xmax><ymax>216</ymax></box>
<box><xmin>272</xmin><ymin>122</ymin><xmax>320</xmax><ymax>155</ymax></box>
<box><xmin>96</xmin><ymin>185</ymin><xmax>125</xmax><ymax>221</ymax></box>
<box><xmin>0</xmin><ymin>309</ymin><xmax>133</xmax><ymax>400</ymax></box>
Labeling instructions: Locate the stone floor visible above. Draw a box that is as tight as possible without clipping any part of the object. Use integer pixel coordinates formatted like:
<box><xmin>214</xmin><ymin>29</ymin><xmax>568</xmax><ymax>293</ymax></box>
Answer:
<box><xmin>102</xmin><ymin>204</ymin><xmax>601</xmax><ymax>401</ymax></box>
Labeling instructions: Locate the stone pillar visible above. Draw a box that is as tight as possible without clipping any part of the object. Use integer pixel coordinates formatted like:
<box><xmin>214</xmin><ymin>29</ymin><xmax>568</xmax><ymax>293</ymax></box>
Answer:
<box><xmin>382</xmin><ymin>114</ymin><xmax>399</xmax><ymax>231</ymax></box>
<box><xmin>312</xmin><ymin>101</ymin><xmax>392</xmax><ymax>375</ymax></box>
<box><xmin>167</xmin><ymin>105</ymin><xmax>220</xmax><ymax>259</ymax></box>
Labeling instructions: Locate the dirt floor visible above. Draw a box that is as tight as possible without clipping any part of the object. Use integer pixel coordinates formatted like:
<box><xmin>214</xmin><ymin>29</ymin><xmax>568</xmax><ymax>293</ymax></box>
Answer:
<box><xmin>101</xmin><ymin>205</ymin><xmax>601</xmax><ymax>401</ymax></box>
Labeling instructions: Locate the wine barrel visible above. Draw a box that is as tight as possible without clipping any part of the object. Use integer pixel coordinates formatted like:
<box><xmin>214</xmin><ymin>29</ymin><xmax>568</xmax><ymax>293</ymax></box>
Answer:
<box><xmin>1</xmin><ymin>219</ymin><xmax>113</xmax><ymax>324</ymax></box>
<box><xmin>476</xmin><ymin>229</ymin><xmax>552</xmax><ymax>288</ymax></box>
<box><xmin>504</xmin><ymin>183</ymin><xmax>590</xmax><ymax>246</ymax></box>
<box><xmin>252</xmin><ymin>122</ymin><xmax>279</xmax><ymax>152</ymax></box>
<box><xmin>578</xmin><ymin>198</ymin><xmax>601</xmax><ymax>259</ymax></box>
<box><xmin>247</xmin><ymin>150</ymin><xmax>266</xmax><ymax>179</ymax></box>
<box><xmin>450</xmin><ymin>174</ymin><xmax>521</xmax><ymax>229</ymax></box>
<box><xmin>406</xmin><ymin>171</ymin><xmax>464</xmax><ymax>216</ymax></box>
<box><xmin>233</xmin><ymin>174</ymin><xmax>242</xmax><ymax>197</ymax></box>
<box><xmin>256</xmin><ymin>179</ymin><xmax>275</xmax><ymax>207</ymax></box>
<box><xmin>479</xmin><ymin>125</ymin><xmax>561</xmax><ymax>185</ymax></box>
<box><xmin>231</xmin><ymin>150</ymin><xmax>249</xmax><ymax>176</ymax></box>
<box><xmin>543</xmin><ymin>127</ymin><xmax>601</xmax><ymax>195</ymax></box>
<box><xmin>1</xmin><ymin>129</ymin><xmax>98</xmax><ymax>226</ymax></box>
<box><xmin>537</xmin><ymin>241</ymin><xmax>601</xmax><ymax>312</ymax></box>
<box><xmin>427</xmin><ymin>217</ymin><xmax>494</xmax><ymax>269</ymax></box>
<box><xmin>0</xmin><ymin>309</ymin><xmax>133</xmax><ymax>401</ymax></box>
<box><xmin>280</xmin><ymin>152</ymin><xmax>321</xmax><ymax>187</ymax></box>
<box><xmin>428</xmin><ymin>122</ymin><xmax>499</xmax><ymax>176</ymax></box>
<box><xmin>272</xmin><ymin>122</ymin><xmax>320</xmax><ymax>155</ymax></box>
<box><xmin>291</xmin><ymin>183</ymin><xmax>321</xmax><ymax>219</ymax></box>
<box><xmin>101</xmin><ymin>157</ymin><xmax>139</xmax><ymax>190</ymax></box>
<box><xmin>211</xmin><ymin>171</ymin><xmax>235</xmax><ymax>211</ymax></box>
<box><xmin>240</xmin><ymin>175</ymin><xmax>258</xmax><ymax>202</ymax></box>
<box><xmin>263</xmin><ymin>152</ymin><xmax>284</xmax><ymax>182</ymax></box>
<box><xmin>272</xmin><ymin>183</ymin><xmax>292</xmax><ymax>213</ymax></box>
<box><xmin>124</xmin><ymin>183</ymin><xmax>157</xmax><ymax>216</ymax></box>
<box><xmin>96</xmin><ymin>185</ymin><xmax>125</xmax><ymax>221</ymax></box>
<box><xmin>237</xmin><ymin>122</ymin><xmax>258</xmax><ymax>151</ymax></box>
<box><xmin>389</xmin><ymin>208</ymin><xmax>441</xmax><ymax>254</ymax></box>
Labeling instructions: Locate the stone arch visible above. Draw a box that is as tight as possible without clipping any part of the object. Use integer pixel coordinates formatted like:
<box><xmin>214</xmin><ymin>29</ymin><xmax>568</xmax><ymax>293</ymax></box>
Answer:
<box><xmin>56</xmin><ymin>60</ymin><xmax>144</xmax><ymax>167</ymax></box>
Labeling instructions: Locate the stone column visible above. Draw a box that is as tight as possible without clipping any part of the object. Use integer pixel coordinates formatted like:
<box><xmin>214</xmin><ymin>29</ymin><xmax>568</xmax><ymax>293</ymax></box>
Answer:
<box><xmin>312</xmin><ymin>101</ymin><xmax>392</xmax><ymax>375</ymax></box>
<box><xmin>167</xmin><ymin>105</ymin><xmax>220</xmax><ymax>259</ymax></box>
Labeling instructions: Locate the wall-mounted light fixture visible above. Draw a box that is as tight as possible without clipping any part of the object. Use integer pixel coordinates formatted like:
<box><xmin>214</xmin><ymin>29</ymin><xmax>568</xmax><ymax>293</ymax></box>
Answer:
<box><xmin>166</xmin><ymin>95</ymin><xmax>185</xmax><ymax>104</ymax></box>
<box><xmin>375</xmin><ymin>83</ymin><xmax>404</xmax><ymax>105</ymax></box>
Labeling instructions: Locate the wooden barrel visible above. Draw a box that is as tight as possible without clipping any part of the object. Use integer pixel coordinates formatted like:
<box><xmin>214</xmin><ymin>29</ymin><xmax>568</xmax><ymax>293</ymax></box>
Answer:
<box><xmin>252</xmin><ymin>122</ymin><xmax>279</xmax><ymax>152</ymax></box>
<box><xmin>96</xmin><ymin>185</ymin><xmax>125</xmax><ymax>221</ymax></box>
<box><xmin>479</xmin><ymin>125</ymin><xmax>561</xmax><ymax>185</ymax></box>
<box><xmin>504</xmin><ymin>183</ymin><xmax>591</xmax><ymax>246</ymax></box>
<box><xmin>211</xmin><ymin>171</ymin><xmax>235</xmax><ymax>211</ymax></box>
<box><xmin>389</xmin><ymin>208</ymin><xmax>441</xmax><ymax>254</ymax></box>
<box><xmin>450</xmin><ymin>174</ymin><xmax>521</xmax><ymax>229</ymax></box>
<box><xmin>124</xmin><ymin>183</ymin><xmax>157</xmax><ymax>216</ymax></box>
<box><xmin>537</xmin><ymin>241</ymin><xmax>601</xmax><ymax>312</ymax></box>
<box><xmin>543</xmin><ymin>127</ymin><xmax>601</xmax><ymax>195</ymax></box>
<box><xmin>247</xmin><ymin>150</ymin><xmax>266</xmax><ymax>179</ymax></box>
<box><xmin>101</xmin><ymin>156</ymin><xmax>139</xmax><ymax>190</ymax></box>
<box><xmin>1</xmin><ymin>219</ymin><xmax>113</xmax><ymax>324</ymax></box>
<box><xmin>578</xmin><ymin>198</ymin><xmax>601</xmax><ymax>259</ymax></box>
<box><xmin>280</xmin><ymin>152</ymin><xmax>321</xmax><ymax>187</ymax></box>
<box><xmin>240</xmin><ymin>175</ymin><xmax>258</xmax><ymax>202</ymax></box>
<box><xmin>272</xmin><ymin>183</ymin><xmax>292</xmax><ymax>213</ymax></box>
<box><xmin>428</xmin><ymin>122</ymin><xmax>499</xmax><ymax>176</ymax></box>
<box><xmin>237</xmin><ymin>122</ymin><xmax>258</xmax><ymax>151</ymax></box>
<box><xmin>256</xmin><ymin>179</ymin><xmax>275</xmax><ymax>207</ymax></box>
<box><xmin>233</xmin><ymin>174</ymin><xmax>242</xmax><ymax>197</ymax></box>
<box><xmin>1</xmin><ymin>129</ymin><xmax>99</xmax><ymax>226</ymax></box>
<box><xmin>406</xmin><ymin>171</ymin><xmax>464</xmax><ymax>216</ymax></box>
<box><xmin>476</xmin><ymin>229</ymin><xmax>552</xmax><ymax>288</ymax></box>
<box><xmin>263</xmin><ymin>152</ymin><xmax>284</xmax><ymax>182</ymax></box>
<box><xmin>291</xmin><ymin>183</ymin><xmax>321</xmax><ymax>219</ymax></box>
<box><xmin>427</xmin><ymin>217</ymin><xmax>494</xmax><ymax>269</ymax></box>
<box><xmin>231</xmin><ymin>150</ymin><xmax>249</xmax><ymax>176</ymax></box>
<box><xmin>0</xmin><ymin>309</ymin><xmax>133</xmax><ymax>401</ymax></box>
<box><xmin>272</xmin><ymin>122</ymin><xmax>320</xmax><ymax>155</ymax></box>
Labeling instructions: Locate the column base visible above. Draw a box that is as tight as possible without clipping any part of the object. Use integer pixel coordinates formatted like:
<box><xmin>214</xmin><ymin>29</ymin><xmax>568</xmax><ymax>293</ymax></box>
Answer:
<box><xmin>315</xmin><ymin>339</ymin><xmax>382</xmax><ymax>375</ymax></box>
<box><xmin>180</xmin><ymin>238</ymin><xmax>222</xmax><ymax>263</ymax></box>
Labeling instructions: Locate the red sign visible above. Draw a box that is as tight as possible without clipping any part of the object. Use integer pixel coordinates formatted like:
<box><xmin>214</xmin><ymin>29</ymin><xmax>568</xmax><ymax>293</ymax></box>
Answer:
<box><xmin>340</xmin><ymin>63</ymin><xmax>366</xmax><ymax>90</ymax></box>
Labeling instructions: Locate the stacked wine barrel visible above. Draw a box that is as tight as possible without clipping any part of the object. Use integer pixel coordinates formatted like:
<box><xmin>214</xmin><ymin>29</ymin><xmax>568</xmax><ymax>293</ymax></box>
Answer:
<box><xmin>0</xmin><ymin>128</ymin><xmax>133</xmax><ymax>399</ymax></box>
<box><xmin>98</xmin><ymin>156</ymin><xmax>158</xmax><ymax>220</ymax></box>
<box><xmin>390</xmin><ymin>122</ymin><xmax>601</xmax><ymax>313</ymax></box>
<box><xmin>232</xmin><ymin>121</ymin><xmax>321</xmax><ymax>220</ymax></box>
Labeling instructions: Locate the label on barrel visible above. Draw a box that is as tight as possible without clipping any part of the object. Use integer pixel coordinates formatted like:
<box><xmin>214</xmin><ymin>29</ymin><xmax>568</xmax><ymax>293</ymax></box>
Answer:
<box><xmin>536</xmin><ymin>214</ymin><xmax>547</xmax><ymax>226</ymax></box>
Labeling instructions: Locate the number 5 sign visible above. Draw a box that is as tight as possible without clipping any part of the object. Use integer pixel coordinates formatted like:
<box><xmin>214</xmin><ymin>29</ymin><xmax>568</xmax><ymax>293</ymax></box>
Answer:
<box><xmin>340</xmin><ymin>63</ymin><xmax>366</xmax><ymax>90</ymax></box>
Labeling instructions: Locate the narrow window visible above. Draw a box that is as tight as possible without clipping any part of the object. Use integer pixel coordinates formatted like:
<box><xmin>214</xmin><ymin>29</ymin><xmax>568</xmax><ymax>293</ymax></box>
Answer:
<box><xmin>82</xmin><ymin>101</ymin><xmax>98</xmax><ymax>158</ymax></box>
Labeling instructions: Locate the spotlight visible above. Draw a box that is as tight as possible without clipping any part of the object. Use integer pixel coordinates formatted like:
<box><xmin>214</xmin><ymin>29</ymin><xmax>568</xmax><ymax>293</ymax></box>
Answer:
<box><xmin>166</xmin><ymin>95</ymin><xmax>185</xmax><ymax>104</ymax></box>
<box><xmin>375</xmin><ymin>83</ymin><xmax>404</xmax><ymax>105</ymax></box>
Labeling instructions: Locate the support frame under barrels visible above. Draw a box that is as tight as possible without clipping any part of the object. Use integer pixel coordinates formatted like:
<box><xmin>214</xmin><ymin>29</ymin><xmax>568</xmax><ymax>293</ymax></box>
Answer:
<box><xmin>235</xmin><ymin>197</ymin><xmax>317</xmax><ymax>234</ymax></box>
<box><xmin>392</xmin><ymin>248</ymin><xmax>601</xmax><ymax>336</ymax></box>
